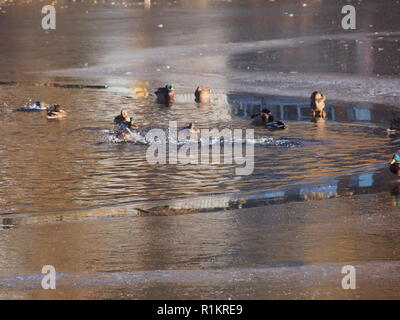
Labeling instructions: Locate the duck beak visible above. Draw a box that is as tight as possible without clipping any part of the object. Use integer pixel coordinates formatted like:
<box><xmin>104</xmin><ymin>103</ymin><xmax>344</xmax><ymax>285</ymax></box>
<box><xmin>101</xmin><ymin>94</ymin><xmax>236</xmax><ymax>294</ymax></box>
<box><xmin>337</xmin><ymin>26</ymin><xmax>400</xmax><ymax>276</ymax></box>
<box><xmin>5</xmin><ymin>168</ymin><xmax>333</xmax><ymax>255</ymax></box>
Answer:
<box><xmin>391</xmin><ymin>159</ymin><xmax>396</xmax><ymax>165</ymax></box>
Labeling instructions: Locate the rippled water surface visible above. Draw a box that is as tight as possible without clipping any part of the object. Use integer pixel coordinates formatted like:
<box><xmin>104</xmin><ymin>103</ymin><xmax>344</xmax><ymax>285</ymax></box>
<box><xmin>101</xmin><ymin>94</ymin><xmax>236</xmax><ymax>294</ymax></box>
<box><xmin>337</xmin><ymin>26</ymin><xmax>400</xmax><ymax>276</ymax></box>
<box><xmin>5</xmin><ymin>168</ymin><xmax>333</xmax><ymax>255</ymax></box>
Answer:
<box><xmin>1</xmin><ymin>0</ymin><xmax>400</xmax><ymax>300</ymax></box>
<box><xmin>1</xmin><ymin>84</ymin><xmax>399</xmax><ymax>214</ymax></box>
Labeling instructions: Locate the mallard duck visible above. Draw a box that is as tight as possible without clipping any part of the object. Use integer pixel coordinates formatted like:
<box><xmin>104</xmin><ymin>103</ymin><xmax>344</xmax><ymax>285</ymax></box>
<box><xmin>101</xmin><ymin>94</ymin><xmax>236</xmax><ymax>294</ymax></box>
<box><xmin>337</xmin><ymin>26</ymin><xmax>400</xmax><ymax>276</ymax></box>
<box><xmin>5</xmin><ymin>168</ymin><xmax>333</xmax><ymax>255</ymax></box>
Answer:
<box><xmin>310</xmin><ymin>91</ymin><xmax>326</xmax><ymax>119</ymax></box>
<box><xmin>155</xmin><ymin>84</ymin><xmax>174</xmax><ymax>104</ymax></box>
<box><xmin>114</xmin><ymin>109</ymin><xmax>138</xmax><ymax>130</ymax></box>
<box><xmin>251</xmin><ymin>109</ymin><xmax>286</xmax><ymax>130</ymax></box>
<box><xmin>194</xmin><ymin>86</ymin><xmax>211</xmax><ymax>104</ymax></box>
<box><xmin>390</xmin><ymin>152</ymin><xmax>400</xmax><ymax>176</ymax></box>
<box><xmin>46</xmin><ymin>104</ymin><xmax>67</xmax><ymax>120</ymax></box>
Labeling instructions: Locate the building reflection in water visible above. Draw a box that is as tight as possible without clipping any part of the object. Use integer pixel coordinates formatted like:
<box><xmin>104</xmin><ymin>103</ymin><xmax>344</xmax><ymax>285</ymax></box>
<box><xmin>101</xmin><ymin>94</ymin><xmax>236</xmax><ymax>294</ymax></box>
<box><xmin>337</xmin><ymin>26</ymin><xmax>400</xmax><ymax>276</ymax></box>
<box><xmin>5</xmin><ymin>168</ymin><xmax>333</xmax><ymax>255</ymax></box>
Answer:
<box><xmin>223</xmin><ymin>92</ymin><xmax>400</xmax><ymax>126</ymax></box>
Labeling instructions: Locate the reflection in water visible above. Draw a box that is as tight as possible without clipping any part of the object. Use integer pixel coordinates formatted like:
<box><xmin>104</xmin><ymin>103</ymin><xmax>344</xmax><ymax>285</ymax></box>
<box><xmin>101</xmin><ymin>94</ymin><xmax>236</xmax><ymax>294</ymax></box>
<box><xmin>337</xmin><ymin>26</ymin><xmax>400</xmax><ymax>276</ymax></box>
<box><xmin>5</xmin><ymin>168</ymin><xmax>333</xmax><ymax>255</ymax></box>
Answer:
<box><xmin>1</xmin><ymin>160</ymin><xmax>399</xmax><ymax>229</ymax></box>
<box><xmin>227</xmin><ymin>92</ymin><xmax>400</xmax><ymax>127</ymax></box>
<box><xmin>228</xmin><ymin>93</ymin><xmax>335</xmax><ymax>121</ymax></box>
<box><xmin>144</xmin><ymin>0</ymin><xmax>151</xmax><ymax>10</ymax></box>
<box><xmin>0</xmin><ymin>85</ymin><xmax>399</xmax><ymax>216</ymax></box>
<box><xmin>2</xmin><ymin>183</ymin><xmax>400</xmax><ymax>299</ymax></box>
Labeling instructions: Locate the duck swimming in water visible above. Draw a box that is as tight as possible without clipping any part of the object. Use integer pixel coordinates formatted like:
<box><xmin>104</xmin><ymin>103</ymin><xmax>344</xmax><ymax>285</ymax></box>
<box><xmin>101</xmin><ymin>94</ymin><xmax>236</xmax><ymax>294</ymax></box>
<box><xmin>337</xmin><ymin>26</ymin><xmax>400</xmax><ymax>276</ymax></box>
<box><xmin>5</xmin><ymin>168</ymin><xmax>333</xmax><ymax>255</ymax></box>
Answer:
<box><xmin>390</xmin><ymin>152</ymin><xmax>400</xmax><ymax>176</ymax></box>
<box><xmin>194</xmin><ymin>86</ymin><xmax>211</xmax><ymax>104</ymax></box>
<box><xmin>114</xmin><ymin>109</ymin><xmax>138</xmax><ymax>130</ymax></box>
<box><xmin>155</xmin><ymin>84</ymin><xmax>174</xmax><ymax>104</ymax></box>
<box><xmin>251</xmin><ymin>109</ymin><xmax>286</xmax><ymax>130</ymax></box>
<box><xmin>113</xmin><ymin>109</ymin><xmax>139</xmax><ymax>141</ymax></box>
<box><xmin>46</xmin><ymin>104</ymin><xmax>67</xmax><ymax>120</ymax></box>
<box><xmin>310</xmin><ymin>91</ymin><xmax>327</xmax><ymax>119</ymax></box>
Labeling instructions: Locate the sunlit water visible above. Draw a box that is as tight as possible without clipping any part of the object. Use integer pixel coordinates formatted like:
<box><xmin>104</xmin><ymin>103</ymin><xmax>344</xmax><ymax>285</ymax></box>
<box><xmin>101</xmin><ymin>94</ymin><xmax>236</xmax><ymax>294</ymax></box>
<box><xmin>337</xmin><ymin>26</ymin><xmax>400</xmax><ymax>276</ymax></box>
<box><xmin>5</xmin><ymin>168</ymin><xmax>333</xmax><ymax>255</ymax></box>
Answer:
<box><xmin>1</xmin><ymin>0</ymin><xmax>400</xmax><ymax>299</ymax></box>
<box><xmin>1</xmin><ymin>84</ymin><xmax>398</xmax><ymax>215</ymax></box>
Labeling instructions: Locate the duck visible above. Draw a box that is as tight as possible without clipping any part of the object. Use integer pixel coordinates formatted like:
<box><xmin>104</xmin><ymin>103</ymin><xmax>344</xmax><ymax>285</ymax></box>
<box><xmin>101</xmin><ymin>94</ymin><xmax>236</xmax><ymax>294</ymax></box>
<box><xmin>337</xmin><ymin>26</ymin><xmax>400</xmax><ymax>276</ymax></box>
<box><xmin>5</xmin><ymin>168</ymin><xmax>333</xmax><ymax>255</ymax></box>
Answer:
<box><xmin>46</xmin><ymin>104</ymin><xmax>67</xmax><ymax>120</ymax></box>
<box><xmin>390</xmin><ymin>152</ymin><xmax>400</xmax><ymax>176</ymax></box>
<box><xmin>310</xmin><ymin>91</ymin><xmax>327</xmax><ymax>119</ymax></box>
<box><xmin>251</xmin><ymin>109</ymin><xmax>286</xmax><ymax>130</ymax></box>
<box><xmin>114</xmin><ymin>109</ymin><xmax>139</xmax><ymax>130</ymax></box>
<box><xmin>194</xmin><ymin>86</ymin><xmax>212</xmax><ymax>104</ymax></box>
<box><xmin>155</xmin><ymin>84</ymin><xmax>174</xmax><ymax>104</ymax></box>
<box><xmin>113</xmin><ymin>109</ymin><xmax>139</xmax><ymax>141</ymax></box>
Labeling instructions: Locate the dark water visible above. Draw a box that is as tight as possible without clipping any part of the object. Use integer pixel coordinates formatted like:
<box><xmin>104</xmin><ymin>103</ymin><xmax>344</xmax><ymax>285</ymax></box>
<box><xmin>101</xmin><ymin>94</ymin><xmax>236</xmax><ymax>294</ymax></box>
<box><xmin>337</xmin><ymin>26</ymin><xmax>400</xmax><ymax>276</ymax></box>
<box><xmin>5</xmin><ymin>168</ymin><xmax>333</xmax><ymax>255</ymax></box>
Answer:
<box><xmin>1</xmin><ymin>0</ymin><xmax>400</xmax><ymax>299</ymax></box>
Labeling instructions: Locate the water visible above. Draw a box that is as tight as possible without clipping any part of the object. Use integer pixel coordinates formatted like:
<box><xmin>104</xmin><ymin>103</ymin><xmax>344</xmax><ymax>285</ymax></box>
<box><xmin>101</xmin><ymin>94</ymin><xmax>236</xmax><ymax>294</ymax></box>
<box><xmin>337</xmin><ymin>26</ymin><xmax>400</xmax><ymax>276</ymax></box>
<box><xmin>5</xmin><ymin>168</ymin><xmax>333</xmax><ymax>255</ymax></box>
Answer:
<box><xmin>0</xmin><ymin>85</ymin><xmax>397</xmax><ymax>214</ymax></box>
<box><xmin>1</xmin><ymin>0</ymin><xmax>400</xmax><ymax>299</ymax></box>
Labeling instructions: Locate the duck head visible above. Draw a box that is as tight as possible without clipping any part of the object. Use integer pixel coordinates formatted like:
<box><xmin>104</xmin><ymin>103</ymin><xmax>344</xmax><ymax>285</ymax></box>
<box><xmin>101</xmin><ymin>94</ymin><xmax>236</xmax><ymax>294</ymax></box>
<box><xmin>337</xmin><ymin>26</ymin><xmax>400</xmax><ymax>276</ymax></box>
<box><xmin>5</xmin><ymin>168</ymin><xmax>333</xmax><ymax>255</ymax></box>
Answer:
<box><xmin>195</xmin><ymin>86</ymin><xmax>211</xmax><ymax>103</ymax></box>
<box><xmin>120</xmin><ymin>109</ymin><xmax>130</xmax><ymax>121</ymax></box>
<box><xmin>165</xmin><ymin>84</ymin><xmax>174</xmax><ymax>100</ymax></box>
<box><xmin>390</xmin><ymin>153</ymin><xmax>400</xmax><ymax>176</ymax></box>
<box><xmin>53</xmin><ymin>104</ymin><xmax>61</xmax><ymax>113</ymax></box>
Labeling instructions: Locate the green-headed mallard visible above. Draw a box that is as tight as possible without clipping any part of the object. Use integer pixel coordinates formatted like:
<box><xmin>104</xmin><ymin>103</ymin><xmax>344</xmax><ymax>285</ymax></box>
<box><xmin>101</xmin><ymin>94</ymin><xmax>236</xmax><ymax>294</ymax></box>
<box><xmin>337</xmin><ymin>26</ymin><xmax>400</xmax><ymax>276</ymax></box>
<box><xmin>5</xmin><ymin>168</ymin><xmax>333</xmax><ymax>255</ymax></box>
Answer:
<box><xmin>155</xmin><ymin>84</ymin><xmax>174</xmax><ymax>104</ymax></box>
